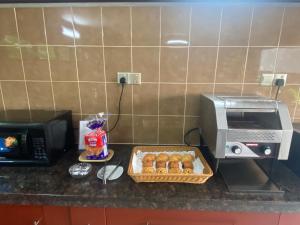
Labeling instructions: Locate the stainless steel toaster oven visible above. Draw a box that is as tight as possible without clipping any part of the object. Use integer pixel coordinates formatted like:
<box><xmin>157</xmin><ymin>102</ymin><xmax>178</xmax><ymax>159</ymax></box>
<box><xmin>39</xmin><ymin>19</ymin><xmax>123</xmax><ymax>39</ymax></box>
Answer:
<box><xmin>199</xmin><ymin>94</ymin><xmax>293</xmax><ymax>160</ymax></box>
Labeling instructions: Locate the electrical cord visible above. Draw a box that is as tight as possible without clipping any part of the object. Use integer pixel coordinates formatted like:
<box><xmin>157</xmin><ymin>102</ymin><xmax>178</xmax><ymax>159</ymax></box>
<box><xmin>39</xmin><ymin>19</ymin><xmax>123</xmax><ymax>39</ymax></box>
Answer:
<box><xmin>184</xmin><ymin>127</ymin><xmax>202</xmax><ymax>146</ymax></box>
<box><xmin>107</xmin><ymin>79</ymin><xmax>126</xmax><ymax>134</ymax></box>
<box><xmin>274</xmin><ymin>78</ymin><xmax>285</xmax><ymax>100</ymax></box>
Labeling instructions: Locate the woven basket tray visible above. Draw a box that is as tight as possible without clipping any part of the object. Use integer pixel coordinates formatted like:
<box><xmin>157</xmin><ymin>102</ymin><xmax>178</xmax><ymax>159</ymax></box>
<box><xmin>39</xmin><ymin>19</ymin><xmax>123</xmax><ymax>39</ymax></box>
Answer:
<box><xmin>127</xmin><ymin>146</ymin><xmax>213</xmax><ymax>184</ymax></box>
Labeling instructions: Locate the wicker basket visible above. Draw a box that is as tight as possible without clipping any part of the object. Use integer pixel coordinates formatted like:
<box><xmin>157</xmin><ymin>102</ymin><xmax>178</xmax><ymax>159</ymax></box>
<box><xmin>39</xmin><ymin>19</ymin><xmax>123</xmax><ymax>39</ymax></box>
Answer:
<box><xmin>127</xmin><ymin>146</ymin><xmax>213</xmax><ymax>184</ymax></box>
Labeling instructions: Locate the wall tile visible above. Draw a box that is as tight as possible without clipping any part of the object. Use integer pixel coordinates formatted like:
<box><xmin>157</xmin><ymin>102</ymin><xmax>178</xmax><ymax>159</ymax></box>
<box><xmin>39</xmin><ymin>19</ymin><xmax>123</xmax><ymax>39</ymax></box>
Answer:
<box><xmin>275</xmin><ymin>47</ymin><xmax>300</xmax><ymax>84</ymax></box>
<box><xmin>102</xmin><ymin>7</ymin><xmax>130</xmax><ymax>46</ymax></box>
<box><xmin>133</xmin><ymin>83</ymin><xmax>158</xmax><ymax>115</ymax></box>
<box><xmin>16</xmin><ymin>8</ymin><xmax>46</xmax><ymax>45</ymax></box>
<box><xmin>27</xmin><ymin>82</ymin><xmax>54</xmax><ymax>110</ymax></box>
<box><xmin>184</xmin><ymin>116</ymin><xmax>200</xmax><ymax>146</ymax></box>
<box><xmin>2</xmin><ymin>81</ymin><xmax>28</xmax><ymax>109</ymax></box>
<box><xmin>106</xmin><ymin>83</ymin><xmax>132</xmax><ymax>114</ymax></box>
<box><xmin>108</xmin><ymin>115</ymin><xmax>132</xmax><ymax>143</ymax></box>
<box><xmin>185</xmin><ymin>84</ymin><xmax>214</xmax><ymax>116</ymax></box>
<box><xmin>161</xmin><ymin>6</ymin><xmax>190</xmax><ymax>46</ymax></box>
<box><xmin>188</xmin><ymin>47</ymin><xmax>217</xmax><ymax>83</ymax></box>
<box><xmin>160</xmin><ymin>47</ymin><xmax>188</xmax><ymax>83</ymax></box>
<box><xmin>159</xmin><ymin>116</ymin><xmax>183</xmax><ymax>144</ymax></box>
<box><xmin>72</xmin><ymin>114</ymin><xmax>81</xmax><ymax>129</ymax></box>
<box><xmin>244</xmin><ymin>47</ymin><xmax>276</xmax><ymax>83</ymax></box>
<box><xmin>220</xmin><ymin>6</ymin><xmax>252</xmax><ymax>46</ymax></box>
<box><xmin>190</xmin><ymin>6</ymin><xmax>221</xmax><ymax>46</ymax></box>
<box><xmin>44</xmin><ymin>7</ymin><xmax>74</xmax><ymax>45</ymax></box>
<box><xmin>22</xmin><ymin>46</ymin><xmax>50</xmax><ymax>80</ymax></box>
<box><xmin>104</xmin><ymin>47</ymin><xmax>131</xmax><ymax>82</ymax></box>
<box><xmin>159</xmin><ymin>84</ymin><xmax>185</xmax><ymax>115</ymax></box>
<box><xmin>72</xmin><ymin>7</ymin><xmax>102</xmax><ymax>45</ymax></box>
<box><xmin>53</xmin><ymin>82</ymin><xmax>80</xmax><ymax>113</ymax></box>
<box><xmin>133</xmin><ymin>116</ymin><xmax>158</xmax><ymax>143</ymax></box>
<box><xmin>280</xmin><ymin>7</ymin><xmax>300</xmax><ymax>46</ymax></box>
<box><xmin>0</xmin><ymin>8</ymin><xmax>17</xmax><ymax>45</ymax></box>
<box><xmin>132</xmin><ymin>47</ymin><xmax>159</xmax><ymax>82</ymax></box>
<box><xmin>132</xmin><ymin>7</ymin><xmax>160</xmax><ymax>46</ymax></box>
<box><xmin>274</xmin><ymin>85</ymin><xmax>299</xmax><ymax>116</ymax></box>
<box><xmin>250</xmin><ymin>6</ymin><xmax>283</xmax><ymax>46</ymax></box>
<box><xmin>76</xmin><ymin>47</ymin><xmax>104</xmax><ymax>81</ymax></box>
<box><xmin>214</xmin><ymin>84</ymin><xmax>242</xmax><ymax>95</ymax></box>
<box><xmin>0</xmin><ymin>46</ymin><xmax>23</xmax><ymax>80</ymax></box>
<box><xmin>49</xmin><ymin>46</ymin><xmax>77</xmax><ymax>81</ymax></box>
<box><xmin>216</xmin><ymin>47</ymin><xmax>247</xmax><ymax>83</ymax></box>
<box><xmin>242</xmin><ymin>84</ymin><xmax>271</xmax><ymax>97</ymax></box>
<box><xmin>79</xmin><ymin>82</ymin><xmax>106</xmax><ymax>114</ymax></box>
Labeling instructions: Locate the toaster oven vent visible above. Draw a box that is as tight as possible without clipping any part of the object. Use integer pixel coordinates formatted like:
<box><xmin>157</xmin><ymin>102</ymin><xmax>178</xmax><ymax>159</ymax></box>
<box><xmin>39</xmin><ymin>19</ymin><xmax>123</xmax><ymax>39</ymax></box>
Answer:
<box><xmin>227</xmin><ymin>131</ymin><xmax>281</xmax><ymax>142</ymax></box>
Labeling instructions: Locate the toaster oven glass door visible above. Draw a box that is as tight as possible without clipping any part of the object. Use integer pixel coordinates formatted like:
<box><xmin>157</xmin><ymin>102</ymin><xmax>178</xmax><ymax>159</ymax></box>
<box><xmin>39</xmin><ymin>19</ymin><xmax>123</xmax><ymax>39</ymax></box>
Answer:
<box><xmin>0</xmin><ymin>131</ymin><xmax>29</xmax><ymax>159</ymax></box>
<box><xmin>226</xmin><ymin>111</ymin><xmax>282</xmax><ymax>130</ymax></box>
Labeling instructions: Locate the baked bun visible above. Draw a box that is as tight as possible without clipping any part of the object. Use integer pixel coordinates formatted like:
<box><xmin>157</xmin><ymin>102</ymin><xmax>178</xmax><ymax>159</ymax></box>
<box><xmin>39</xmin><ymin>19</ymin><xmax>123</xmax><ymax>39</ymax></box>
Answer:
<box><xmin>143</xmin><ymin>154</ymin><xmax>156</xmax><ymax>162</ymax></box>
<box><xmin>169</xmin><ymin>161</ymin><xmax>180</xmax><ymax>169</ymax></box>
<box><xmin>156</xmin><ymin>161</ymin><xmax>167</xmax><ymax>168</ymax></box>
<box><xmin>182</xmin><ymin>154</ymin><xmax>194</xmax><ymax>162</ymax></box>
<box><xmin>142</xmin><ymin>167</ymin><xmax>155</xmax><ymax>174</ymax></box>
<box><xmin>169</xmin><ymin>168</ymin><xmax>181</xmax><ymax>174</ymax></box>
<box><xmin>156</xmin><ymin>153</ymin><xmax>169</xmax><ymax>162</ymax></box>
<box><xmin>183</xmin><ymin>161</ymin><xmax>194</xmax><ymax>174</ymax></box>
<box><xmin>143</xmin><ymin>160</ymin><xmax>154</xmax><ymax>167</ymax></box>
<box><xmin>169</xmin><ymin>154</ymin><xmax>182</xmax><ymax>162</ymax></box>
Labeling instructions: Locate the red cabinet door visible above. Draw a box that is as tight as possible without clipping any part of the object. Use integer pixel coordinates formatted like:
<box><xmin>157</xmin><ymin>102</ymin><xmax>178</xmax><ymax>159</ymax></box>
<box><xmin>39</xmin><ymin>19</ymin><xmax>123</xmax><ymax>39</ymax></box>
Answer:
<box><xmin>43</xmin><ymin>206</ymin><xmax>71</xmax><ymax>225</ymax></box>
<box><xmin>278</xmin><ymin>213</ymin><xmax>300</xmax><ymax>225</ymax></box>
<box><xmin>0</xmin><ymin>205</ymin><xmax>44</xmax><ymax>225</ymax></box>
<box><xmin>106</xmin><ymin>208</ymin><xmax>280</xmax><ymax>225</ymax></box>
<box><xmin>70</xmin><ymin>207</ymin><xmax>105</xmax><ymax>225</ymax></box>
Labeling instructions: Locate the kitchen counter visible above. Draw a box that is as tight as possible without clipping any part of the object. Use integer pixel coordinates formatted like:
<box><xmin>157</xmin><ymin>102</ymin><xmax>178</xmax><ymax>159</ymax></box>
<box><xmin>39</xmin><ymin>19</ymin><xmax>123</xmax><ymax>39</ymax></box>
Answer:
<box><xmin>1</xmin><ymin>145</ymin><xmax>300</xmax><ymax>213</ymax></box>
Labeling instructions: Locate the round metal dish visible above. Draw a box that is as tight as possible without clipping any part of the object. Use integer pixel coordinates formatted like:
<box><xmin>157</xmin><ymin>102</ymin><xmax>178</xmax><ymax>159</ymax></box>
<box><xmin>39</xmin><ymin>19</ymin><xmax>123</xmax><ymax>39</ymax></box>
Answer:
<box><xmin>69</xmin><ymin>163</ymin><xmax>92</xmax><ymax>178</ymax></box>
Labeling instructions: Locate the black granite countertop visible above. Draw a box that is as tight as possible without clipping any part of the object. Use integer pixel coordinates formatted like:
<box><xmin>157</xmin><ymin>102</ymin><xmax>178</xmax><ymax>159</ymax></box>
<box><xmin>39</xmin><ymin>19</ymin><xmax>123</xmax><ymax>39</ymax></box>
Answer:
<box><xmin>1</xmin><ymin>145</ymin><xmax>300</xmax><ymax>213</ymax></box>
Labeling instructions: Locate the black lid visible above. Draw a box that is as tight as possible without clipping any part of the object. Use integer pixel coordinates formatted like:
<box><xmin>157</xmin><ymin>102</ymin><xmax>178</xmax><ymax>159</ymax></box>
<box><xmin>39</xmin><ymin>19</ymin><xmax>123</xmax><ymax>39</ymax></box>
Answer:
<box><xmin>0</xmin><ymin>110</ymin><xmax>70</xmax><ymax>123</ymax></box>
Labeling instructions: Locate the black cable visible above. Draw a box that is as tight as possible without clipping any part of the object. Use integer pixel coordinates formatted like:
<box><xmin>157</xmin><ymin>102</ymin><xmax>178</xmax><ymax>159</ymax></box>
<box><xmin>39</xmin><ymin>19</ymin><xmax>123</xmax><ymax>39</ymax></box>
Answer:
<box><xmin>107</xmin><ymin>83</ymin><xmax>125</xmax><ymax>134</ymax></box>
<box><xmin>184</xmin><ymin>127</ymin><xmax>201</xmax><ymax>146</ymax></box>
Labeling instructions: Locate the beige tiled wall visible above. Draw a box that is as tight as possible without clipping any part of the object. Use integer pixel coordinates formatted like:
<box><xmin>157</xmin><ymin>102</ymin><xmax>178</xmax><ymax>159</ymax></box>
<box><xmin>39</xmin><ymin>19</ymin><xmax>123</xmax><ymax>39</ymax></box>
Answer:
<box><xmin>0</xmin><ymin>4</ymin><xmax>300</xmax><ymax>145</ymax></box>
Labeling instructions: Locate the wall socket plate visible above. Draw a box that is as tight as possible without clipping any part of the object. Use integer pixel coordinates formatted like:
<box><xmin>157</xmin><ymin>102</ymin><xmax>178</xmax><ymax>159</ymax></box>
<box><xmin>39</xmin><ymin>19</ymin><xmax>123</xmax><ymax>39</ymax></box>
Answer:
<box><xmin>260</xmin><ymin>73</ymin><xmax>288</xmax><ymax>86</ymax></box>
<box><xmin>260</xmin><ymin>73</ymin><xmax>274</xmax><ymax>86</ymax></box>
<box><xmin>273</xmin><ymin>73</ymin><xmax>287</xmax><ymax>86</ymax></box>
<box><xmin>117</xmin><ymin>72</ymin><xmax>141</xmax><ymax>84</ymax></box>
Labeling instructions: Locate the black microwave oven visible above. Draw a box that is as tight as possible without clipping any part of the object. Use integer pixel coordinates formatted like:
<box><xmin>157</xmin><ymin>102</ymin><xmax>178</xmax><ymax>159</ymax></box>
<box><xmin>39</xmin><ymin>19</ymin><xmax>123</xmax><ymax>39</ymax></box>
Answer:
<box><xmin>0</xmin><ymin>110</ymin><xmax>73</xmax><ymax>165</ymax></box>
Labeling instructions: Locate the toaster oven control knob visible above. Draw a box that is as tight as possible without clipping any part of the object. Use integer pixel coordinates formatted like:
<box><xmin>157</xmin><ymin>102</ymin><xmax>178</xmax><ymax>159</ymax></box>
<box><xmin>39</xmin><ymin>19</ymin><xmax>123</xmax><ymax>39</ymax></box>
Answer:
<box><xmin>262</xmin><ymin>146</ymin><xmax>272</xmax><ymax>156</ymax></box>
<box><xmin>231</xmin><ymin>145</ymin><xmax>242</xmax><ymax>154</ymax></box>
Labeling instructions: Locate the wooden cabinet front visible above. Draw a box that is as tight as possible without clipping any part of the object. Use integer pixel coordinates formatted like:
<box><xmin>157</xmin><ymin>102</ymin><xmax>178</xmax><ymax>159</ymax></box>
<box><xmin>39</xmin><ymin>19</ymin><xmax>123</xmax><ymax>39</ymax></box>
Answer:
<box><xmin>106</xmin><ymin>208</ymin><xmax>280</xmax><ymax>225</ymax></box>
<box><xmin>43</xmin><ymin>206</ymin><xmax>71</xmax><ymax>225</ymax></box>
<box><xmin>0</xmin><ymin>205</ymin><xmax>44</xmax><ymax>225</ymax></box>
<box><xmin>70</xmin><ymin>206</ymin><xmax>106</xmax><ymax>225</ymax></box>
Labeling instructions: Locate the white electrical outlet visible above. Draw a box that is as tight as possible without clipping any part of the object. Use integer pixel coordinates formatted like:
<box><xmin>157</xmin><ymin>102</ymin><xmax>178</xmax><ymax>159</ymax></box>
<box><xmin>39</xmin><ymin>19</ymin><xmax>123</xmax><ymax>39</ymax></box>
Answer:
<box><xmin>260</xmin><ymin>73</ymin><xmax>274</xmax><ymax>86</ymax></box>
<box><xmin>117</xmin><ymin>72</ymin><xmax>141</xmax><ymax>84</ymax></box>
<box><xmin>273</xmin><ymin>73</ymin><xmax>288</xmax><ymax>86</ymax></box>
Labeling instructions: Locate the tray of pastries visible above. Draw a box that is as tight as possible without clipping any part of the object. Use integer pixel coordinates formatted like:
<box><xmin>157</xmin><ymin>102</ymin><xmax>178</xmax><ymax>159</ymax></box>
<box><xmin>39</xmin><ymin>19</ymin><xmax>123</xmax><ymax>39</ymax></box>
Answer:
<box><xmin>127</xmin><ymin>146</ymin><xmax>213</xmax><ymax>184</ymax></box>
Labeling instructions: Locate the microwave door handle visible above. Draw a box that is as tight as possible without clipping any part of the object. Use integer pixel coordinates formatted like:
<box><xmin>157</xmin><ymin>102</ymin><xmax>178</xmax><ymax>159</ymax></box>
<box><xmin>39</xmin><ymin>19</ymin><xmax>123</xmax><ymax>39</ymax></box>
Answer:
<box><xmin>21</xmin><ymin>132</ymin><xmax>29</xmax><ymax>155</ymax></box>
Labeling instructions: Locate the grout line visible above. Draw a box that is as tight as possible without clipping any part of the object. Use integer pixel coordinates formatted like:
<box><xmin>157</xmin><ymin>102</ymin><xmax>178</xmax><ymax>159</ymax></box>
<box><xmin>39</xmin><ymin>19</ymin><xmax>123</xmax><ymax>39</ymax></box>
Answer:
<box><xmin>130</xmin><ymin>6</ymin><xmax>134</xmax><ymax>144</ymax></box>
<box><xmin>42</xmin><ymin>7</ymin><xmax>56</xmax><ymax>111</ymax></box>
<box><xmin>77</xmin><ymin>113</ymin><xmax>200</xmax><ymax>117</ymax></box>
<box><xmin>3</xmin><ymin>44</ymin><xmax>300</xmax><ymax>48</ymax></box>
<box><xmin>212</xmin><ymin>7</ymin><xmax>223</xmax><ymax>96</ymax></box>
<box><xmin>13</xmin><ymin>8</ymin><xmax>31</xmax><ymax>112</ymax></box>
<box><xmin>70</xmin><ymin>7</ymin><xmax>83</xmax><ymax>118</ymax></box>
<box><xmin>3</xmin><ymin>79</ymin><xmax>300</xmax><ymax>86</ymax></box>
<box><xmin>182</xmin><ymin>6</ymin><xmax>192</xmax><ymax>145</ymax></box>
<box><xmin>157</xmin><ymin>6</ymin><xmax>162</xmax><ymax>145</ymax></box>
<box><xmin>0</xmin><ymin>82</ymin><xmax>6</xmax><ymax>111</ymax></box>
<box><xmin>269</xmin><ymin>7</ymin><xmax>286</xmax><ymax>99</ymax></box>
<box><xmin>292</xmin><ymin>87</ymin><xmax>300</xmax><ymax>121</ymax></box>
<box><xmin>101</xmin><ymin>7</ymin><xmax>110</xmax><ymax>140</ymax></box>
<box><xmin>241</xmin><ymin>6</ymin><xmax>254</xmax><ymax>97</ymax></box>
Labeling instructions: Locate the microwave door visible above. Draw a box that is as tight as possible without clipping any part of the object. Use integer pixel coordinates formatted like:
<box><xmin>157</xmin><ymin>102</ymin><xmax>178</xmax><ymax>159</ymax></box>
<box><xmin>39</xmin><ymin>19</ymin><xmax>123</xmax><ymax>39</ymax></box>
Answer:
<box><xmin>0</xmin><ymin>131</ymin><xmax>29</xmax><ymax>159</ymax></box>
